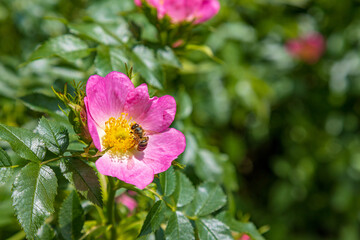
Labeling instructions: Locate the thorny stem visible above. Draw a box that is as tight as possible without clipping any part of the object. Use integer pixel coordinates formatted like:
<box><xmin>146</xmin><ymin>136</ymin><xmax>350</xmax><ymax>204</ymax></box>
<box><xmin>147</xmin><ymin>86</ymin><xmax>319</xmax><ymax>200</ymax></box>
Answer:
<box><xmin>106</xmin><ymin>177</ymin><xmax>117</xmax><ymax>240</ymax></box>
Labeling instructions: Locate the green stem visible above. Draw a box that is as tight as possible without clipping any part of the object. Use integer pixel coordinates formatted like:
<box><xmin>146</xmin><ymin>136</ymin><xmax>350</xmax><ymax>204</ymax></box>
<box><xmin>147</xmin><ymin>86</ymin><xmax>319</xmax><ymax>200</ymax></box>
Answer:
<box><xmin>2</xmin><ymin>165</ymin><xmax>20</xmax><ymax>168</ymax></box>
<box><xmin>106</xmin><ymin>177</ymin><xmax>117</xmax><ymax>240</ymax></box>
<box><xmin>40</xmin><ymin>156</ymin><xmax>63</xmax><ymax>165</ymax></box>
<box><xmin>6</xmin><ymin>230</ymin><xmax>26</xmax><ymax>240</ymax></box>
<box><xmin>145</xmin><ymin>187</ymin><xmax>176</xmax><ymax>212</ymax></box>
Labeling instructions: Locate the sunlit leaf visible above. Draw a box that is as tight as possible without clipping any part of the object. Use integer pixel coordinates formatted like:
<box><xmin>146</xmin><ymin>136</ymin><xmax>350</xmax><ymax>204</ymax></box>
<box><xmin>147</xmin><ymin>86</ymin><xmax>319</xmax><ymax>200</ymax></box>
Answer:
<box><xmin>181</xmin><ymin>132</ymin><xmax>198</xmax><ymax>165</ymax></box>
<box><xmin>95</xmin><ymin>45</ymin><xmax>128</xmax><ymax>77</ymax></box>
<box><xmin>36</xmin><ymin>117</ymin><xmax>69</xmax><ymax>155</ymax></box>
<box><xmin>0</xmin><ymin>124</ymin><xmax>46</xmax><ymax>162</ymax></box>
<box><xmin>159</xmin><ymin>166</ymin><xmax>176</xmax><ymax>196</ymax></box>
<box><xmin>186</xmin><ymin>182</ymin><xmax>226</xmax><ymax>217</ymax></box>
<box><xmin>12</xmin><ymin>163</ymin><xmax>58</xmax><ymax>239</ymax></box>
<box><xmin>195</xmin><ymin>149</ymin><xmax>223</xmax><ymax>182</ymax></box>
<box><xmin>165</xmin><ymin>211</ymin><xmax>194</xmax><ymax>240</ymax></box>
<box><xmin>157</xmin><ymin>47</ymin><xmax>181</xmax><ymax>68</ymax></box>
<box><xmin>172</xmin><ymin>171</ymin><xmax>195</xmax><ymax>207</ymax></box>
<box><xmin>69</xmin><ymin>23</ymin><xmax>120</xmax><ymax>45</ymax></box>
<box><xmin>196</xmin><ymin>218</ymin><xmax>232</xmax><ymax>240</ymax></box>
<box><xmin>26</xmin><ymin>35</ymin><xmax>92</xmax><ymax>64</ymax></box>
<box><xmin>216</xmin><ymin>212</ymin><xmax>265</xmax><ymax>240</ymax></box>
<box><xmin>176</xmin><ymin>89</ymin><xmax>193</xmax><ymax>120</ymax></box>
<box><xmin>131</xmin><ymin>45</ymin><xmax>164</xmax><ymax>89</ymax></box>
<box><xmin>100</xmin><ymin>21</ymin><xmax>132</xmax><ymax>43</ymax></box>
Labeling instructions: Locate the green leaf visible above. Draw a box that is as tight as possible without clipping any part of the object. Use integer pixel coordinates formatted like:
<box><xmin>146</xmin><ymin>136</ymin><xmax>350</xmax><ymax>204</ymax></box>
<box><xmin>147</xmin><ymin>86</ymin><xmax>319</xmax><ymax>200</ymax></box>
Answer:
<box><xmin>157</xmin><ymin>47</ymin><xmax>181</xmax><ymax>68</ymax></box>
<box><xmin>159</xmin><ymin>166</ymin><xmax>176</xmax><ymax>196</ymax></box>
<box><xmin>59</xmin><ymin>191</ymin><xmax>85</xmax><ymax>240</ymax></box>
<box><xmin>26</xmin><ymin>34</ymin><xmax>92</xmax><ymax>64</ymax></box>
<box><xmin>12</xmin><ymin>163</ymin><xmax>58</xmax><ymax>239</ymax></box>
<box><xmin>196</xmin><ymin>218</ymin><xmax>233</xmax><ymax>240</ymax></box>
<box><xmin>20</xmin><ymin>93</ymin><xmax>65</xmax><ymax>115</ymax></box>
<box><xmin>185</xmin><ymin>44</ymin><xmax>222</xmax><ymax>63</ymax></box>
<box><xmin>186</xmin><ymin>182</ymin><xmax>226</xmax><ymax>217</ymax></box>
<box><xmin>0</xmin><ymin>198</ymin><xmax>15</xmax><ymax>228</ymax></box>
<box><xmin>139</xmin><ymin>200</ymin><xmax>165</xmax><ymax>237</ymax></box>
<box><xmin>0</xmin><ymin>148</ymin><xmax>13</xmax><ymax>184</ymax></box>
<box><xmin>101</xmin><ymin>21</ymin><xmax>132</xmax><ymax>44</ymax></box>
<box><xmin>155</xmin><ymin>228</ymin><xmax>166</xmax><ymax>240</ymax></box>
<box><xmin>181</xmin><ymin>132</ymin><xmax>198</xmax><ymax>165</ymax></box>
<box><xmin>195</xmin><ymin>149</ymin><xmax>223</xmax><ymax>182</ymax></box>
<box><xmin>165</xmin><ymin>211</ymin><xmax>194</xmax><ymax>240</ymax></box>
<box><xmin>60</xmin><ymin>158</ymin><xmax>103</xmax><ymax>207</ymax></box>
<box><xmin>36</xmin><ymin>223</ymin><xmax>55</xmax><ymax>240</ymax></box>
<box><xmin>131</xmin><ymin>45</ymin><xmax>164</xmax><ymax>89</ymax></box>
<box><xmin>0</xmin><ymin>64</ymin><xmax>20</xmax><ymax>99</ymax></box>
<box><xmin>216</xmin><ymin>212</ymin><xmax>265</xmax><ymax>240</ymax></box>
<box><xmin>176</xmin><ymin>89</ymin><xmax>193</xmax><ymax>120</ymax></box>
<box><xmin>36</xmin><ymin>117</ymin><xmax>69</xmax><ymax>155</ymax></box>
<box><xmin>0</xmin><ymin>124</ymin><xmax>46</xmax><ymax>162</ymax></box>
<box><xmin>69</xmin><ymin>23</ymin><xmax>120</xmax><ymax>45</ymax></box>
<box><xmin>172</xmin><ymin>171</ymin><xmax>195</xmax><ymax>207</ymax></box>
<box><xmin>95</xmin><ymin>45</ymin><xmax>128</xmax><ymax>77</ymax></box>
<box><xmin>82</xmin><ymin>221</ymin><xmax>108</xmax><ymax>239</ymax></box>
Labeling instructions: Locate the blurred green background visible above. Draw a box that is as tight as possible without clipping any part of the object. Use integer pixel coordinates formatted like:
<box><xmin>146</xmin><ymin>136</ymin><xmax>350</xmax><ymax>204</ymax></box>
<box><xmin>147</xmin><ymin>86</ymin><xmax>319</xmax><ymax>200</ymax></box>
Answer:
<box><xmin>1</xmin><ymin>0</ymin><xmax>360</xmax><ymax>239</ymax></box>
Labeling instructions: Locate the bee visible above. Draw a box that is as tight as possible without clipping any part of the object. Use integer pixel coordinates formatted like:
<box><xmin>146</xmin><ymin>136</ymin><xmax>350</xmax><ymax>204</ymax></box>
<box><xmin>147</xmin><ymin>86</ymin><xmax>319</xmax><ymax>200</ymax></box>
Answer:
<box><xmin>131</xmin><ymin>123</ymin><xmax>144</xmax><ymax>138</ymax></box>
<box><xmin>131</xmin><ymin>123</ymin><xmax>149</xmax><ymax>151</ymax></box>
<box><xmin>137</xmin><ymin>136</ymin><xmax>149</xmax><ymax>151</ymax></box>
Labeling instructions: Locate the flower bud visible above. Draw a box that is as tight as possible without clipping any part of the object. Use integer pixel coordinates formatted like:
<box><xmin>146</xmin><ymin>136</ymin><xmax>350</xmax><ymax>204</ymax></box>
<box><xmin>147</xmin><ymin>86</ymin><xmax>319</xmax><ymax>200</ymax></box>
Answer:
<box><xmin>52</xmin><ymin>83</ymin><xmax>92</xmax><ymax>144</ymax></box>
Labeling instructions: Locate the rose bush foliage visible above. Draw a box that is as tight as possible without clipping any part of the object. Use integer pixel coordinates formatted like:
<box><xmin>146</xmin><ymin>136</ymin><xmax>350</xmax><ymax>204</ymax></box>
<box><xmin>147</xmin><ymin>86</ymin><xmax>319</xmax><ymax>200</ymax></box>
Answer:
<box><xmin>0</xmin><ymin>0</ymin><xmax>355</xmax><ymax>239</ymax></box>
<box><xmin>0</xmin><ymin>0</ymin><xmax>265</xmax><ymax>239</ymax></box>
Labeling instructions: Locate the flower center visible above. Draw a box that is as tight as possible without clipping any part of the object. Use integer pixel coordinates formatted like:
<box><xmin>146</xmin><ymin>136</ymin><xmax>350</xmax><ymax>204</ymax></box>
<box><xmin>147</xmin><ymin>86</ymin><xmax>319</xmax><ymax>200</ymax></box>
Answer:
<box><xmin>102</xmin><ymin>114</ymin><xmax>137</xmax><ymax>154</ymax></box>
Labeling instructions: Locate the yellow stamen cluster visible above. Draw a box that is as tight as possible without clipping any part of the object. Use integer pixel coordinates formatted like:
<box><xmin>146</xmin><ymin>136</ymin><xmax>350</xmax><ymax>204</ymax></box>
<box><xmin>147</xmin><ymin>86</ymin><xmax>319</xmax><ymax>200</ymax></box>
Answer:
<box><xmin>102</xmin><ymin>114</ymin><xmax>136</xmax><ymax>154</ymax></box>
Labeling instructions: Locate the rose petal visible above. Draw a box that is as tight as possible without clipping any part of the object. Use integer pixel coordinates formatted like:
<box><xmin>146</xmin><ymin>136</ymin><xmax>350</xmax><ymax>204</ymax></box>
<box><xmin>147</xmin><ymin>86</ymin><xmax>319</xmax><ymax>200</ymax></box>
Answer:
<box><xmin>286</xmin><ymin>33</ymin><xmax>325</xmax><ymax>64</ymax></box>
<box><xmin>95</xmin><ymin>153</ymin><xmax>154</xmax><ymax>189</ymax></box>
<box><xmin>134</xmin><ymin>128</ymin><xmax>186</xmax><ymax>174</ymax></box>
<box><xmin>163</xmin><ymin>0</ymin><xmax>194</xmax><ymax>23</ymax></box>
<box><xmin>286</xmin><ymin>40</ymin><xmax>302</xmax><ymax>56</ymax></box>
<box><xmin>86</xmin><ymin>71</ymin><xmax>134</xmax><ymax>127</ymax></box>
<box><xmin>84</xmin><ymin>96</ymin><xmax>102</xmax><ymax>150</ymax></box>
<box><xmin>239</xmin><ymin>235</ymin><xmax>251</xmax><ymax>240</ymax></box>
<box><xmin>116</xmin><ymin>193</ymin><xmax>138</xmax><ymax>212</ymax></box>
<box><xmin>124</xmin><ymin>84</ymin><xmax>152</xmax><ymax>120</ymax></box>
<box><xmin>193</xmin><ymin>0</ymin><xmax>220</xmax><ymax>24</ymax></box>
<box><xmin>137</xmin><ymin>95</ymin><xmax>176</xmax><ymax>132</ymax></box>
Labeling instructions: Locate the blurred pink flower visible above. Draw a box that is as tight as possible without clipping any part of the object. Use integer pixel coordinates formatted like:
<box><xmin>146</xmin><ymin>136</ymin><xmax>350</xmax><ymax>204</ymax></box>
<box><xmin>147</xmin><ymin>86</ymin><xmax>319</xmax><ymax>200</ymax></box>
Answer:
<box><xmin>84</xmin><ymin>71</ymin><xmax>186</xmax><ymax>189</ymax></box>
<box><xmin>172</xmin><ymin>39</ymin><xmax>185</xmax><ymax>48</ymax></box>
<box><xmin>134</xmin><ymin>0</ymin><xmax>220</xmax><ymax>24</ymax></box>
<box><xmin>286</xmin><ymin>33</ymin><xmax>325</xmax><ymax>64</ymax></box>
<box><xmin>239</xmin><ymin>234</ymin><xmax>251</xmax><ymax>240</ymax></box>
<box><xmin>116</xmin><ymin>192</ymin><xmax>138</xmax><ymax>212</ymax></box>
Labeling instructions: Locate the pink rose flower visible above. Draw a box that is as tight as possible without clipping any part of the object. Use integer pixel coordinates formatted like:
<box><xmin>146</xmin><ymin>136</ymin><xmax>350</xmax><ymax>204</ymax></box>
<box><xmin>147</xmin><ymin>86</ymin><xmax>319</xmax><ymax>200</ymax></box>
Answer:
<box><xmin>134</xmin><ymin>0</ymin><xmax>220</xmax><ymax>24</ymax></box>
<box><xmin>286</xmin><ymin>33</ymin><xmax>325</xmax><ymax>64</ymax></box>
<box><xmin>116</xmin><ymin>192</ymin><xmax>138</xmax><ymax>213</ymax></box>
<box><xmin>84</xmin><ymin>71</ymin><xmax>186</xmax><ymax>189</ymax></box>
<box><xmin>239</xmin><ymin>234</ymin><xmax>251</xmax><ymax>240</ymax></box>
<box><xmin>172</xmin><ymin>39</ymin><xmax>185</xmax><ymax>48</ymax></box>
